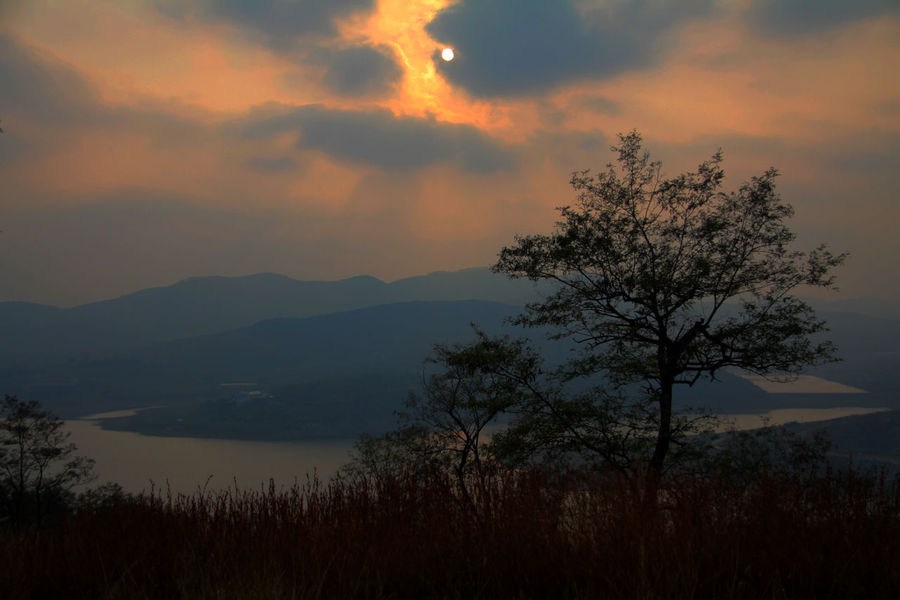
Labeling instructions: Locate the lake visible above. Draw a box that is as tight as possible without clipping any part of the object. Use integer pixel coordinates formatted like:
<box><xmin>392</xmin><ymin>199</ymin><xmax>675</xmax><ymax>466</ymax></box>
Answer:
<box><xmin>65</xmin><ymin>406</ymin><xmax>889</xmax><ymax>495</ymax></box>
<box><xmin>65</xmin><ymin>411</ymin><xmax>354</xmax><ymax>495</ymax></box>
<box><xmin>736</xmin><ymin>374</ymin><xmax>868</xmax><ymax>394</ymax></box>
<box><xmin>717</xmin><ymin>406</ymin><xmax>889</xmax><ymax>431</ymax></box>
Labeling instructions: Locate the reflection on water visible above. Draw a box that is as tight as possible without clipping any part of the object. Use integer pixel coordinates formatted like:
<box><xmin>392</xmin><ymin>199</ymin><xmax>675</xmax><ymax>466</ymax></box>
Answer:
<box><xmin>80</xmin><ymin>408</ymin><xmax>161</xmax><ymax>419</ymax></box>
<box><xmin>736</xmin><ymin>374</ymin><xmax>867</xmax><ymax>394</ymax></box>
<box><xmin>64</xmin><ymin>418</ymin><xmax>353</xmax><ymax>495</ymax></box>
<box><xmin>66</xmin><ymin>406</ymin><xmax>889</xmax><ymax>494</ymax></box>
<box><xmin>718</xmin><ymin>407</ymin><xmax>889</xmax><ymax>431</ymax></box>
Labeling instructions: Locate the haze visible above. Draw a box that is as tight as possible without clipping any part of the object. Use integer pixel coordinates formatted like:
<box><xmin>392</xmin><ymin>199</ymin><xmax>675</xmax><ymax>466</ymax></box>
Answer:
<box><xmin>1</xmin><ymin>0</ymin><xmax>898</xmax><ymax>306</ymax></box>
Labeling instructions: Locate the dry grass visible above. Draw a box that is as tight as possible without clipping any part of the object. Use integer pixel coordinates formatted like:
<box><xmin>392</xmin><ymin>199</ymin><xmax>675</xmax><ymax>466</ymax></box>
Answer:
<box><xmin>2</xmin><ymin>468</ymin><xmax>898</xmax><ymax>599</ymax></box>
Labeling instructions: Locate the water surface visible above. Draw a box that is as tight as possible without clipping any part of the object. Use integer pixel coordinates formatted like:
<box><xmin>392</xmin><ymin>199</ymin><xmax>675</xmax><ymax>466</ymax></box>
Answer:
<box><xmin>66</xmin><ymin>406</ymin><xmax>888</xmax><ymax>494</ymax></box>
<box><xmin>716</xmin><ymin>407</ymin><xmax>888</xmax><ymax>431</ymax></box>
<box><xmin>65</xmin><ymin>415</ymin><xmax>353</xmax><ymax>495</ymax></box>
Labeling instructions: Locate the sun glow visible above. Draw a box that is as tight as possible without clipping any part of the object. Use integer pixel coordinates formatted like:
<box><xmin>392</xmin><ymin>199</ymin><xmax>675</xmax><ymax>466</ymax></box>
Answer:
<box><xmin>335</xmin><ymin>0</ymin><xmax>510</xmax><ymax>131</ymax></box>
<box><xmin>441</xmin><ymin>47</ymin><xmax>454</xmax><ymax>61</ymax></box>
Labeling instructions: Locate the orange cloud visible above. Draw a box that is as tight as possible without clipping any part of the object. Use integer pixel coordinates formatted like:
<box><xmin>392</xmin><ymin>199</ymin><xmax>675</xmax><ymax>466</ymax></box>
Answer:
<box><xmin>6</xmin><ymin>0</ymin><xmax>322</xmax><ymax>114</ymax></box>
<box><xmin>2</xmin><ymin>0</ymin><xmax>898</xmax><ymax>305</ymax></box>
<box><xmin>547</xmin><ymin>15</ymin><xmax>900</xmax><ymax>146</ymax></box>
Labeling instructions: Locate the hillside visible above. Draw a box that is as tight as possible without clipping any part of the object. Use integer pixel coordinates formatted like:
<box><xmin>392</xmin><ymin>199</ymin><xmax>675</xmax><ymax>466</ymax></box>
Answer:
<box><xmin>3</xmin><ymin>300</ymin><xmax>525</xmax><ymax>429</ymax></box>
<box><xmin>6</xmin><ymin>267</ymin><xmax>891</xmax><ymax>365</ymax></box>
<box><xmin>0</xmin><ymin>268</ymin><xmax>546</xmax><ymax>363</ymax></box>
<box><xmin>783</xmin><ymin>409</ymin><xmax>900</xmax><ymax>470</ymax></box>
<box><xmin>1</xmin><ymin>268</ymin><xmax>897</xmax><ymax>440</ymax></box>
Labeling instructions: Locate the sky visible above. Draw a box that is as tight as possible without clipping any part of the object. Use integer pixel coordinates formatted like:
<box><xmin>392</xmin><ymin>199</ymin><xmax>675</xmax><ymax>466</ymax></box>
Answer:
<box><xmin>1</xmin><ymin>0</ymin><xmax>898</xmax><ymax>306</ymax></box>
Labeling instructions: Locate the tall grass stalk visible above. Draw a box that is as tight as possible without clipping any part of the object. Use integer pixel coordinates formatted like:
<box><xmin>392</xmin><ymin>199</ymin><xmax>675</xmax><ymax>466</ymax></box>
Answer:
<box><xmin>2</xmin><ymin>468</ymin><xmax>897</xmax><ymax>599</ymax></box>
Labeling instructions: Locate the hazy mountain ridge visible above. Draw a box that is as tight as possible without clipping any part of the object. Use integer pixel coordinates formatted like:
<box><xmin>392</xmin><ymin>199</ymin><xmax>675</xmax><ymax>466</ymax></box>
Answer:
<box><xmin>1</xmin><ymin>268</ymin><xmax>897</xmax><ymax>442</ymax></box>
<box><xmin>2</xmin><ymin>300</ymin><xmax>525</xmax><ymax>423</ymax></box>
<box><xmin>803</xmin><ymin>297</ymin><xmax>900</xmax><ymax>322</ymax></box>
<box><xmin>784</xmin><ymin>409</ymin><xmax>900</xmax><ymax>459</ymax></box>
<box><xmin>806</xmin><ymin>311</ymin><xmax>900</xmax><ymax>395</ymax></box>
<box><xmin>3</xmin><ymin>266</ymin><xmax>893</xmax><ymax>363</ymax></box>
<box><xmin>130</xmin><ymin>299</ymin><xmax>523</xmax><ymax>385</ymax></box>
<box><xmin>0</xmin><ymin>268</ymin><xmax>545</xmax><ymax>363</ymax></box>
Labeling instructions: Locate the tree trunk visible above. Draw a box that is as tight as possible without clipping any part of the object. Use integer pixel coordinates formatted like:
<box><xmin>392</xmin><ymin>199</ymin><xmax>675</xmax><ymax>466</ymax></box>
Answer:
<box><xmin>648</xmin><ymin>379</ymin><xmax>673</xmax><ymax>479</ymax></box>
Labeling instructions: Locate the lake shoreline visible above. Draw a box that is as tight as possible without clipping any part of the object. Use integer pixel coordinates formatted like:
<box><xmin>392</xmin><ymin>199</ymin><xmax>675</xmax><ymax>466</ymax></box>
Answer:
<box><xmin>65</xmin><ymin>405</ymin><xmax>891</xmax><ymax>494</ymax></box>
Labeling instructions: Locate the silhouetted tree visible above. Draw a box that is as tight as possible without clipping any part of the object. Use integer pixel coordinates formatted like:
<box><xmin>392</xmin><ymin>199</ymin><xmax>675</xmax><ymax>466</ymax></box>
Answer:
<box><xmin>406</xmin><ymin>332</ymin><xmax>540</xmax><ymax>485</ymax></box>
<box><xmin>0</xmin><ymin>395</ymin><xmax>95</xmax><ymax>524</ymax></box>
<box><xmin>493</xmin><ymin>131</ymin><xmax>845</xmax><ymax>480</ymax></box>
<box><xmin>346</xmin><ymin>331</ymin><xmax>541</xmax><ymax>488</ymax></box>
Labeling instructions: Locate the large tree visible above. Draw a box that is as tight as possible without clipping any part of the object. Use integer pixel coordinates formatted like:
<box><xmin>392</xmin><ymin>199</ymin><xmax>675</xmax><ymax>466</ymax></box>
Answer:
<box><xmin>493</xmin><ymin>131</ymin><xmax>845</xmax><ymax>477</ymax></box>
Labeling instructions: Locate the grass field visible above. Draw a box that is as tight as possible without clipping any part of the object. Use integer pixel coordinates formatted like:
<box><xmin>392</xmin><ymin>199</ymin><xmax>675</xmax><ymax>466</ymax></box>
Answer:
<box><xmin>2</xmin><ymin>468</ymin><xmax>898</xmax><ymax>599</ymax></box>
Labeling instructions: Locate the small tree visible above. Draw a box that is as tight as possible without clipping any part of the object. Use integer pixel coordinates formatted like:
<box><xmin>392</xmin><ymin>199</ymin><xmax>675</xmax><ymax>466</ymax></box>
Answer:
<box><xmin>345</xmin><ymin>331</ymin><xmax>541</xmax><ymax>487</ymax></box>
<box><xmin>0</xmin><ymin>395</ymin><xmax>95</xmax><ymax>523</ymax></box>
<box><xmin>407</xmin><ymin>332</ymin><xmax>541</xmax><ymax>485</ymax></box>
<box><xmin>494</xmin><ymin>131</ymin><xmax>845</xmax><ymax>479</ymax></box>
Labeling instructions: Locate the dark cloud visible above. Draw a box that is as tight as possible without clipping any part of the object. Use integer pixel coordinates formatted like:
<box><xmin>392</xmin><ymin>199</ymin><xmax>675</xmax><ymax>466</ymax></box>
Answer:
<box><xmin>320</xmin><ymin>44</ymin><xmax>403</xmax><ymax>97</ymax></box>
<box><xmin>524</xmin><ymin>129</ymin><xmax>611</xmax><ymax>171</ymax></box>
<box><xmin>0</xmin><ymin>34</ymin><xmax>96</xmax><ymax>123</ymax></box>
<box><xmin>238</xmin><ymin>105</ymin><xmax>516</xmax><ymax>172</ymax></box>
<box><xmin>0</xmin><ymin>33</ymin><xmax>198</xmax><ymax>136</ymax></box>
<box><xmin>749</xmin><ymin>0</ymin><xmax>899</xmax><ymax>36</ymax></box>
<box><xmin>0</xmin><ymin>34</ymin><xmax>121</xmax><ymax>168</ymax></box>
<box><xmin>247</xmin><ymin>156</ymin><xmax>299</xmax><ymax>172</ymax></box>
<box><xmin>154</xmin><ymin>0</ymin><xmax>375</xmax><ymax>46</ymax></box>
<box><xmin>821</xmin><ymin>133</ymin><xmax>900</xmax><ymax>187</ymax></box>
<box><xmin>577</xmin><ymin>95</ymin><xmax>620</xmax><ymax>116</ymax></box>
<box><xmin>155</xmin><ymin>3</ymin><xmax>398</xmax><ymax>99</ymax></box>
<box><xmin>0</xmin><ymin>32</ymin><xmax>216</xmax><ymax>178</ymax></box>
<box><xmin>425</xmin><ymin>0</ymin><xmax>713</xmax><ymax>97</ymax></box>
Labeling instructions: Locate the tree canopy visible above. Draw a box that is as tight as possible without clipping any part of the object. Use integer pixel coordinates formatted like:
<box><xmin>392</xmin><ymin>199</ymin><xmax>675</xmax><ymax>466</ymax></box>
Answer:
<box><xmin>493</xmin><ymin>131</ymin><xmax>845</xmax><ymax>476</ymax></box>
<box><xmin>346</xmin><ymin>131</ymin><xmax>845</xmax><ymax>484</ymax></box>
<box><xmin>345</xmin><ymin>330</ymin><xmax>541</xmax><ymax>483</ymax></box>
<box><xmin>0</xmin><ymin>395</ymin><xmax>95</xmax><ymax>523</ymax></box>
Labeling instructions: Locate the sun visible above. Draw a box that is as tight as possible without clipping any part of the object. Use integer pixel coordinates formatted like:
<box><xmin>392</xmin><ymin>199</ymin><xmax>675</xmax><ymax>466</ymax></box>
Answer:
<box><xmin>441</xmin><ymin>47</ymin><xmax>454</xmax><ymax>61</ymax></box>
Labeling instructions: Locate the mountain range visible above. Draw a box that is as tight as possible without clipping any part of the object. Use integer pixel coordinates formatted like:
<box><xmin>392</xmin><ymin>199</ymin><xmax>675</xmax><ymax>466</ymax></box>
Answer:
<box><xmin>0</xmin><ymin>268</ymin><xmax>546</xmax><ymax>364</ymax></box>
<box><xmin>1</xmin><ymin>268</ymin><xmax>898</xmax><ymax>441</ymax></box>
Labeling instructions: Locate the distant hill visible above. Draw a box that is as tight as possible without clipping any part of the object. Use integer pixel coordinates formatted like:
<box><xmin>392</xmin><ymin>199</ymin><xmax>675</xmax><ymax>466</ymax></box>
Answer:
<box><xmin>804</xmin><ymin>296</ymin><xmax>900</xmax><ymax>322</ymax></box>
<box><xmin>5</xmin><ymin>267</ymin><xmax>894</xmax><ymax>365</ymax></box>
<box><xmin>0</xmin><ymin>297</ymin><xmax>782</xmax><ymax>435</ymax></box>
<box><xmin>785</xmin><ymin>409</ymin><xmax>900</xmax><ymax>459</ymax></box>
<box><xmin>2</xmin><ymin>267</ymin><xmax>898</xmax><ymax>440</ymax></box>
<box><xmin>131</xmin><ymin>299</ymin><xmax>524</xmax><ymax>386</ymax></box>
<box><xmin>0</xmin><ymin>268</ymin><xmax>545</xmax><ymax>363</ymax></box>
<box><xmin>806</xmin><ymin>311</ymin><xmax>900</xmax><ymax>395</ymax></box>
<box><xmin>3</xmin><ymin>300</ymin><xmax>525</xmax><ymax>423</ymax></box>
<box><xmin>783</xmin><ymin>409</ymin><xmax>900</xmax><ymax>473</ymax></box>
